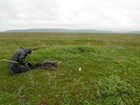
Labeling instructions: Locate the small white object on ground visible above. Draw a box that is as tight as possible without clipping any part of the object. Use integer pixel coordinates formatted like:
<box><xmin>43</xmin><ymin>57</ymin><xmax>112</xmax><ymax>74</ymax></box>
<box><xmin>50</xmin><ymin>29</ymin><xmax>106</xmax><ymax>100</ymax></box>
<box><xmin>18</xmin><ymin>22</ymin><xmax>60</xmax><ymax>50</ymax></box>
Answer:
<box><xmin>79</xmin><ymin>67</ymin><xmax>81</xmax><ymax>71</ymax></box>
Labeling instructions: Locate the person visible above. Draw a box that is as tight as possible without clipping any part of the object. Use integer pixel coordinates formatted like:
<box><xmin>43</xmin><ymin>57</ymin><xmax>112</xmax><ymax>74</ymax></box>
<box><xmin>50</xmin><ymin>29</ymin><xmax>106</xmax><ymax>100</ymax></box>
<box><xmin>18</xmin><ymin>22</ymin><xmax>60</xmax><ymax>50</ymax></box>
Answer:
<box><xmin>8</xmin><ymin>47</ymin><xmax>33</xmax><ymax>74</ymax></box>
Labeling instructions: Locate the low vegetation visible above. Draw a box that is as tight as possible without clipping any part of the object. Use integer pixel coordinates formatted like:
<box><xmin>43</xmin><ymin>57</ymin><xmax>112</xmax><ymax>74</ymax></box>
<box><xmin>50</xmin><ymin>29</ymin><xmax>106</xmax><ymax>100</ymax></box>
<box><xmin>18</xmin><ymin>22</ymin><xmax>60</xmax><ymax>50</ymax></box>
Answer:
<box><xmin>0</xmin><ymin>32</ymin><xmax>140</xmax><ymax>105</ymax></box>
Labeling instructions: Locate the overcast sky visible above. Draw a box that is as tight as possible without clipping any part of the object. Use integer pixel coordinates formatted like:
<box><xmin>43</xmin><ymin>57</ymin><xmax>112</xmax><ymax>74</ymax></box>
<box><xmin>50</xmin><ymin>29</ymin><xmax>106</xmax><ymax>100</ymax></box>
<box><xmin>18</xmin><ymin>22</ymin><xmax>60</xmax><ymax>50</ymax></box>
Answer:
<box><xmin>0</xmin><ymin>0</ymin><xmax>140</xmax><ymax>31</ymax></box>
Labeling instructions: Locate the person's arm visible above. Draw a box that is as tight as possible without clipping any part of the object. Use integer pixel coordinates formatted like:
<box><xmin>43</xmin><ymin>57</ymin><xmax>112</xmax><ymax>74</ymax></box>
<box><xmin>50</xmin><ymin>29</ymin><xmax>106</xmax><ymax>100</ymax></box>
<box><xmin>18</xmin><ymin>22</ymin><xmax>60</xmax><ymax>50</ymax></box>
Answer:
<box><xmin>17</xmin><ymin>53</ymin><xmax>27</xmax><ymax>65</ymax></box>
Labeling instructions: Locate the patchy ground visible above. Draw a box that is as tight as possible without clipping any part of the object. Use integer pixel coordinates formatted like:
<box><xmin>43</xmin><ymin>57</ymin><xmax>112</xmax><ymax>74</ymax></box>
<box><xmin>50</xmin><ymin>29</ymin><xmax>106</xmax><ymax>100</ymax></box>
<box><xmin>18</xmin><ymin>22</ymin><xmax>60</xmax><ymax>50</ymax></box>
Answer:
<box><xmin>0</xmin><ymin>33</ymin><xmax>140</xmax><ymax>105</ymax></box>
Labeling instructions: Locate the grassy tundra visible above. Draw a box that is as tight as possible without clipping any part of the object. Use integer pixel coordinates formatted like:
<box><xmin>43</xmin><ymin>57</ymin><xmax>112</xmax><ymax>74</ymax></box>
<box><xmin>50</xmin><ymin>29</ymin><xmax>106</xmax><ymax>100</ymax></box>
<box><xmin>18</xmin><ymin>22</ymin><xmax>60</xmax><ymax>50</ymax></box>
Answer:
<box><xmin>0</xmin><ymin>32</ymin><xmax>140</xmax><ymax>105</ymax></box>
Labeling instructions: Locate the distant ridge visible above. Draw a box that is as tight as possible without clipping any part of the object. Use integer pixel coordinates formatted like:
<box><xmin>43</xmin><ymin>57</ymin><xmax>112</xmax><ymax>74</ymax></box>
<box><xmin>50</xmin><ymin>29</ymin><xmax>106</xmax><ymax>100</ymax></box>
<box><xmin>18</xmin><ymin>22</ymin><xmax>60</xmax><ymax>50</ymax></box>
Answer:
<box><xmin>5</xmin><ymin>28</ymin><xmax>140</xmax><ymax>34</ymax></box>
<box><xmin>6</xmin><ymin>28</ymin><xmax>113</xmax><ymax>33</ymax></box>
<box><xmin>130</xmin><ymin>31</ymin><xmax>140</xmax><ymax>34</ymax></box>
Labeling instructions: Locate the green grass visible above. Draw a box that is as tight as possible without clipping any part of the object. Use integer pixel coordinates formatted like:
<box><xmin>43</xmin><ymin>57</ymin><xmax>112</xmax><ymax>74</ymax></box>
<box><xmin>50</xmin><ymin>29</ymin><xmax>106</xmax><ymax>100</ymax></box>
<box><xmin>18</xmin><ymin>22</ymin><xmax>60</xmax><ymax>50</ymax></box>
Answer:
<box><xmin>0</xmin><ymin>32</ymin><xmax>140</xmax><ymax>105</ymax></box>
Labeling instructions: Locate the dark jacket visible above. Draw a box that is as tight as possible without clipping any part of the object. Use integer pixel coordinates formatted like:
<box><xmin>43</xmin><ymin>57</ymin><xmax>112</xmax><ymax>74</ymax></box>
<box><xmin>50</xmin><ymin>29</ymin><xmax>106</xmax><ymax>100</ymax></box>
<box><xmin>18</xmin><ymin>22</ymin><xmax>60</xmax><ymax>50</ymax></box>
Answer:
<box><xmin>8</xmin><ymin>48</ymin><xmax>32</xmax><ymax>74</ymax></box>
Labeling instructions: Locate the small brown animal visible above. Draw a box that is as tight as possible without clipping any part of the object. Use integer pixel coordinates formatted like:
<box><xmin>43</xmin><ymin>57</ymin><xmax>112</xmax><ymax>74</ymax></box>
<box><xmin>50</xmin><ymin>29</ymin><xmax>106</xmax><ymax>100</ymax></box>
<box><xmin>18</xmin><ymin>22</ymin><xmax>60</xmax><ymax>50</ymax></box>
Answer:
<box><xmin>41</xmin><ymin>60</ymin><xmax>61</xmax><ymax>70</ymax></box>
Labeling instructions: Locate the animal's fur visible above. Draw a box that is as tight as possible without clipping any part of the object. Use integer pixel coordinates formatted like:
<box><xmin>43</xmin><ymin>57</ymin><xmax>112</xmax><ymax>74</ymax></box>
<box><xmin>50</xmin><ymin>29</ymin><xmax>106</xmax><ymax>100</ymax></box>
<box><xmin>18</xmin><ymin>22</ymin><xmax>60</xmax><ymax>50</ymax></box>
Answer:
<box><xmin>41</xmin><ymin>60</ymin><xmax>61</xmax><ymax>70</ymax></box>
<box><xmin>30</xmin><ymin>63</ymin><xmax>41</xmax><ymax>69</ymax></box>
<box><xmin>31</xmin><ymin>60</ymin><xmax>61</xmax><ymax>70</ymax></box>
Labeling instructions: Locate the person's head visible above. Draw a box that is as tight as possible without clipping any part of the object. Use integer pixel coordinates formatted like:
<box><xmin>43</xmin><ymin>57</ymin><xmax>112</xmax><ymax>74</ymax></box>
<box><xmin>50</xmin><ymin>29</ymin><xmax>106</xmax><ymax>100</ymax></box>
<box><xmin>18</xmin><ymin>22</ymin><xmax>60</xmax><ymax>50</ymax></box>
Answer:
<box><xmin>23</xmin><ymin>48</ymin><xmax>32</xmax><ymax>54</ymax></box>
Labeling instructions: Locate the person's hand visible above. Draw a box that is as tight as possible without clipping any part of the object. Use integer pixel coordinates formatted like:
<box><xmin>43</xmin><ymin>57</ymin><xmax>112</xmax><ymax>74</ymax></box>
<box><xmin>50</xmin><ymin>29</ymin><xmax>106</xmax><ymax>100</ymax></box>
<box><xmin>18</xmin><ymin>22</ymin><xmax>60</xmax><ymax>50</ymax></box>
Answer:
<box><xmin>25</xmin><ymin>62</ymin><xmax>32</xmax><ymax>68</ymax></box>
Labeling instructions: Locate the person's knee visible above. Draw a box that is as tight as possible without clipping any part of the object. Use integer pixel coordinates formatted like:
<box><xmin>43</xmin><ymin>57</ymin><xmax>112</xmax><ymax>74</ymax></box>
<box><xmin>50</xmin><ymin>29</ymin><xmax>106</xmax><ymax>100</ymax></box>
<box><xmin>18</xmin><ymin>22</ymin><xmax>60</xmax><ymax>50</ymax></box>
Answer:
<box><xmin>10</xmin><ymin>65</ymin><xmax>26</xmax><ymax>74</ymax></box>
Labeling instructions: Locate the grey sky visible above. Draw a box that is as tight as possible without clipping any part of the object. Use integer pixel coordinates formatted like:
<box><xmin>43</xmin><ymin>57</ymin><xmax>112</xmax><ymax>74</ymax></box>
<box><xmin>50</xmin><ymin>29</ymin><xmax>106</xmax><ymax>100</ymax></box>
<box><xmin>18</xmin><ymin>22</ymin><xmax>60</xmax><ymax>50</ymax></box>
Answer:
<box><xmin>0</xmin><ymin>0</ymin><xmax>140</xmax><ymax>31</ymax></box>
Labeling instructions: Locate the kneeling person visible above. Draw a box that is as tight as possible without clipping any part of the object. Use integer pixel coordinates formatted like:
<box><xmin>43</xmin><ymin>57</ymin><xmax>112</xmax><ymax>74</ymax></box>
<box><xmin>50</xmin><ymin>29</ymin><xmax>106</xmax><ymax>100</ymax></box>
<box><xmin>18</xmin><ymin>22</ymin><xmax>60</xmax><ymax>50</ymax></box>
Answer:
<box><xmin>8</xmin><ymin>48</ymin><xmax>32</xmax><ymax>74</ymax></box>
